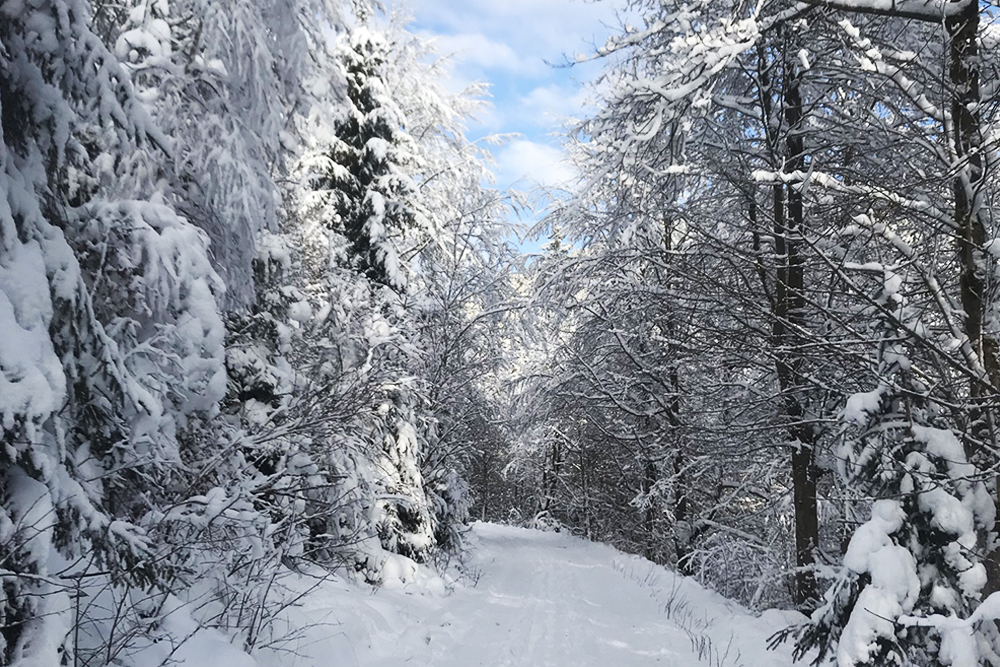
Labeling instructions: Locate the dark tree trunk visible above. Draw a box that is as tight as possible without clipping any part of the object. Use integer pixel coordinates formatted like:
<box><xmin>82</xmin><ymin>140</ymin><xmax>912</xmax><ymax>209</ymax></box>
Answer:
<box><xmin>666</xmin><ymin>365</ymin><xmax>694</xmax><ymax>574</ymax></box>
<box><xmin>772</xmin><ymin>57</ymin><xmax>819</xmax><ymax>609</ymax></box>
<box><xmin>642</xmin><ymin>457</ymin><xmax>657</xmax><ymax>562</ymax></box>
<box><xmin>947</xmin><ymin>4</ymin><xmax>1000</xmax><ymax>598</ymax></box>
<box><xmin>673</xmin><ymin>447</ymin><xmax>693</xmax><ymax>576</ymax></box>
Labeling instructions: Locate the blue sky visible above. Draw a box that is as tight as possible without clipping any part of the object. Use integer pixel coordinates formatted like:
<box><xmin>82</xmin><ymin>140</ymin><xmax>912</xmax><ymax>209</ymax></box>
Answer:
<box><xmin>393</xmin><ymin>0</ymin><xmax>626</xmax><ymax>233</ymax></box>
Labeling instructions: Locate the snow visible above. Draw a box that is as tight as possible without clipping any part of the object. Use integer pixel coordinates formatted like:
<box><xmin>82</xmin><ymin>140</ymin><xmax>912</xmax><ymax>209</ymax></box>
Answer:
<box><xmin>824</xmin><ymin>0</ymin><xmax>972</xmax><ymax>21</ymax></box>
<box><xmin>126</xmin><ymin>523</ymin><xmax>802</xmax><ymax>667</ymax></box>
<box><xmin>836</xmin><ymin>500</ymin><xmax>921</xmax><ymax>665</ymax></box>
<box><xmin>797</xmin><ymin>49</ymin><xmax>811</xmax><ymax>71</ymax></box>
<box><xmin>841</xmin><ymin>386</ymin><xmax>884</xmax><ymax>424</ymax></box>
<box><xmin>0</xmin><ymin>238</ymin><xmax>65</xmax><ymax>434</ymax></box>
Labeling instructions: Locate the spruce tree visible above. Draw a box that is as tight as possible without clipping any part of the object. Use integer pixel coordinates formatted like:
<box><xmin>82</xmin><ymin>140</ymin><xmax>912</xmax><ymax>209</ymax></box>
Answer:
<box><xmin>323</xmin><ymin>28</ymin><xmax>426</xmax><ymax>290</ymax></box>
<box><xmin>794</xmin><ymin>275</ymin><xmax>994</xmax><ymax>666</ymax></box>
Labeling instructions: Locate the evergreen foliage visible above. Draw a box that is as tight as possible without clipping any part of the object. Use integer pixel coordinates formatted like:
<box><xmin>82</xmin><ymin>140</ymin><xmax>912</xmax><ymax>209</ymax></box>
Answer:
<box><xmin>322</xmin><ymin>28</ymin><xmax>425</xmax><ymax>290</ymax></box>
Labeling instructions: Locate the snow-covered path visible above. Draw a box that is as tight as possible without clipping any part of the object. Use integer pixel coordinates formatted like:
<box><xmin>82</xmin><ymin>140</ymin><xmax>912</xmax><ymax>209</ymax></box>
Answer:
<box><xmin>268</xmin><ymin>523</ymin><xmax>801</xmax><ymax>667</ymax></box>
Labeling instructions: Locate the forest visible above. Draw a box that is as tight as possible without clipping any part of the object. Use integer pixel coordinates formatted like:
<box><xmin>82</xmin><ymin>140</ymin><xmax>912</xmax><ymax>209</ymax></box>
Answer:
<box><xmin>2</xmin><ymin>0</ymin><xmax>1000</xmax><ymax>665</ymax></box>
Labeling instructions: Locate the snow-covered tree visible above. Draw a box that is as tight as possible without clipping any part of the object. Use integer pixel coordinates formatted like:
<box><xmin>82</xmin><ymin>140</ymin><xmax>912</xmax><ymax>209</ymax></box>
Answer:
<box><xmin>530</xmin><ymin>1</ymin><xmax>1000</xmax><ymax>637</ymax></box>
<box><xmin>0</xmin><ymin>0</ymin><xmax>517</xmax><ymax>659</ymax></box>
<box><xmin>519</xmin><ymin>0</ymin><xmax>842</xmax><ymax>606</ymax></box>
<box><xmin>215</xmin><ymin>14</ymin><xmax>517</xmax><ymax>575</ymax></box>
<box><xmin>0</xmin><ymin>0</ymin><xmax>227</xmax><ymax>661</ymax></box>
<box><xmin>111</xmin><ymin>0</ymin><xmax>350</xmax><ymax>306</ymax></box>
<box><xmin>794</xmin><ymin>271</ymin><xmax>995</xmax><ymax>664</ymax></box>
<box><xmin>318</xmin><ymin>27</ymin><xmax>428</xmax><ymax>290</ymax></box>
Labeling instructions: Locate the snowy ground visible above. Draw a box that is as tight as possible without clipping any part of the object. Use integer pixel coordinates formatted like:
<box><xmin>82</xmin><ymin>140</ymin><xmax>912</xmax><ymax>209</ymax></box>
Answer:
<box><xmin>240</xmin><ymin>523</ymin><xmax>805</xmax><ymax>667</ymax></box>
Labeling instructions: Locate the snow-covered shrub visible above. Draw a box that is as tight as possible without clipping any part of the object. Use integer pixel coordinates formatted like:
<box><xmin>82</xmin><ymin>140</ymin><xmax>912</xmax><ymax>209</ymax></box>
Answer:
<box><xmin>686</xmin><ymin>531</ymin><xmax>793</xmax><ymax>612</ymax></box>
<box><xmin>370</xmin><ymin>383</ymin><xmax>437</xmax><ymax>562</ymax></box>
<box><xmin>426</xmin><ymin>467</ymin><xmax>473</xmax><ymax>553</ymax></box>
<box><xmin>797</xmin><ymin>354</ymin><xmax>994</xmax><ymax>665</ymax></box>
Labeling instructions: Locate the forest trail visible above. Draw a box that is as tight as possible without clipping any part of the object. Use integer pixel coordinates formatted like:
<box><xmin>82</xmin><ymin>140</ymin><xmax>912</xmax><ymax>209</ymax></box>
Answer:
<box><xmin>285</xmin><ymin>523</ymin><xmax>803</xmax><ymax>667</ymax></box>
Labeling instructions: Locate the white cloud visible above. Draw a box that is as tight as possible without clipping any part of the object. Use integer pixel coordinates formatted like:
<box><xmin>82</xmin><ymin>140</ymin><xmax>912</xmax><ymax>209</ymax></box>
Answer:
<box><xmin>400</xmin><ymin>0</ymin><xmax>624</xmax><ymax>136</ymax></box>
<box><xmin>517</xmin><ymin>83</ymin><xmax>593</xmax><ymax>128</ymax></box>
<box><xmin>428</xmin><ymin>32</ymin><xmax>543</xmax><ymax>76</ymax></box>
<box><xmin>394</xmin><ymin>0</ymin><xmax>630</xmax><ymax>224</ymax></box>
<box><xmin>422</xmin><ymin>62</ymin><xmax>596</xmax><ymax>135</ymax></box>
<box><xmin>405</xmin><ymin>0</ymin><xmax>625</xmax><ymax>59</ymax></box>
<box><xmin>495</xmin><ymin>139</ymin><xmax>576</xmax><ymax>190</ymax></box>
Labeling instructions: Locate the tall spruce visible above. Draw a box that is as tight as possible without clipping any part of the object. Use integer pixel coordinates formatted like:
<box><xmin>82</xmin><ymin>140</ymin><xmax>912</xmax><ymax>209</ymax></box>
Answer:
<box><xmin>322</xmin><ymin>28</ymin><xmax>427</xmax><ymax>290</ymax></box>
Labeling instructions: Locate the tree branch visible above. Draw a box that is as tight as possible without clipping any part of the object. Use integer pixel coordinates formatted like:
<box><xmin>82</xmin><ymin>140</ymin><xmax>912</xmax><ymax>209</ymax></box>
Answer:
<box><xmin>794</xmin><ymin>0</ymin><xmax>973</xmax><ymax>23</ymax></box>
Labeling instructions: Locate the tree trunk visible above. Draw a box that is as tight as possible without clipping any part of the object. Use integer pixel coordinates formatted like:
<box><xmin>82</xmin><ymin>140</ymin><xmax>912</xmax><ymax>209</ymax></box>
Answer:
<box><xmin>642</xmin><ymin>457</ymin><xmax>657</xmax><ymax>562</ymax></box>
<box><xmin>673</xmin><ymin>447</ymin><xmax>694</xmax><ymax>575</ymax></box>
<box><xmin>773</xmin><ymin>56</ymin><xmax>819</xmax><ymax>609</ymax></box>
<box><xmin>947</xmin><ymin>4</ymin><xmax>1000</xmax><ymax>598</ymax></box>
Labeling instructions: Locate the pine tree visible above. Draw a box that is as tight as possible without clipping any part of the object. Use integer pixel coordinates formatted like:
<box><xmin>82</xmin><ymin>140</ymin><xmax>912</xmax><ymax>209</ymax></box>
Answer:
<box><xmin>322</xmin><ymin>27</ymin><xmax>426</xmax><ymax>290</ymax></box>
<box><xmin>796</xmin><ymin>388</ymin><xmax>993</xmax><ymax>665</ymax></box>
